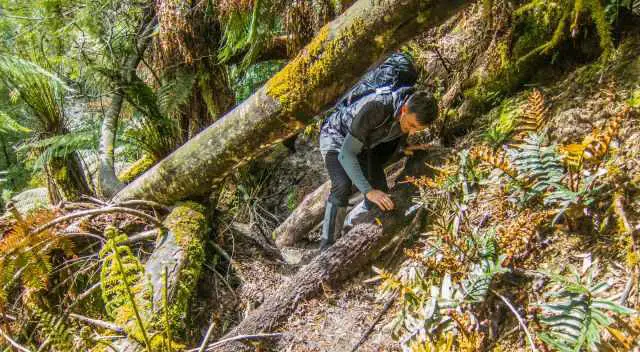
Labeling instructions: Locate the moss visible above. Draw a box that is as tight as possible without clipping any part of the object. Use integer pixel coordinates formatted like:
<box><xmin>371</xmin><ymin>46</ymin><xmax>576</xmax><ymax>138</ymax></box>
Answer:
<box><xmin>628</xmin><ymin>89</ymin><xmax>640</xmax><ymax>108</ymax></box>
<box><xmin>159</xmin><ymin>202</ymin><xmax>206</xmax><ymax>335</ymax></box>
<box><xmin>118</xmin><ymin>154</ymin><xmax>156</xmax><ymax>183</ymax></box>
<box><xmin>265</xmin><ymin>18</ymin><xmax>369</xmax><ymax>120</ymax></box>
<box><xmin>483</xmin><ymin>97</ymin><xmax>524</xmax><ymax>146</ymax></box>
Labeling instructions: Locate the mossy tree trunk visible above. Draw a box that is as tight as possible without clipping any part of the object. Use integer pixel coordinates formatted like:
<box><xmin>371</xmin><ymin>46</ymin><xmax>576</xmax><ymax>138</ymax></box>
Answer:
<box><xmin>106</xmin><ymin>203</ymin><xmax>207</xmax><ymax>351</ymax></box>
<box><xmin>113</xmin><ymin>0</ymin><xmax>471</xmax><ymax>204</ymax></box>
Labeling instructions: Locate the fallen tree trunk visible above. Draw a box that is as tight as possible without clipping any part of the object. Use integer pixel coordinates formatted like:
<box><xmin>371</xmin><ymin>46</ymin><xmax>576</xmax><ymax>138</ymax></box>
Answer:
<box><xmin>274</xmin><ymin>181</ymin><xmax>330</xmax><ymax>247</ymax></box>
<box><xmin>102</xmin><ymin>203</ymin><xmax>207</xmax><ymax>351</ymax></box>
<box><xmin>208</xmin><ymin>151</ymin><xmax>445</xmax><ymax>351</ymax></box>
<box><xmin>113</xmin><ymin>0</ymin><xmax>470</xmax><ymax>204</ymax></box>
<box><xmin>274</xmin><ymin>160</ymin><xmax>406</xmax><ymax>247</ymax></box>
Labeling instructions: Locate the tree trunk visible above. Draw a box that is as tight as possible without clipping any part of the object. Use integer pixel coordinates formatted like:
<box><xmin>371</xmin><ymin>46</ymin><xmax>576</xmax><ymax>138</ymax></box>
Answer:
<box><xmin>274</xmin><ymin>181</ymin><xmax>330</xmax><ymax>247</ymax></box>
<box><xmin>210</xmin><ymin>151</ymin><xmax>442</xmax><ymax>351</ymax></box>
<box><xmin>97</xmin><ymin>92</ymin><xmax>125</xmax><ymax>197</ymax></box>
<box><xmin>97</xmin><ymin>7</ymin><xmax>157</xmax><ymax>198</ymax></box>
<box><xmin>113</xmin><ymin>0</ymin><xmax>471</xmax><ymax>204</ymax></box>
<box><xmin>108</xmin><ymin>203</ymin><xmax>207</xmax><ymax>351</ymax></box>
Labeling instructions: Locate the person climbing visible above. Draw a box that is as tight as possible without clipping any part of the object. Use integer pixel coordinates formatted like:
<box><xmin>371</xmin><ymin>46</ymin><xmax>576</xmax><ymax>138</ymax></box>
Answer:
<box><xmin>318</xmin><ymin>52</ymin><xmax>438</xmax><ymax>251</ymax></box>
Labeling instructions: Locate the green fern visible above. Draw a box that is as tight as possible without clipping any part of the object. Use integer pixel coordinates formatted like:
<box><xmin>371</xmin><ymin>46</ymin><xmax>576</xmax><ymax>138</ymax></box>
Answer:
<box><xmin>31</xmin><ymin>307</ymin><xmax>75</xmax><ymax>351</ymax></box>
<box><xmin>157</xmin><ymin>71</ymin><xmax>196</xmax><ymax>117</ymax></box>
<box><xmin>510</xmin><ymin>133</ymin><xmax>565</xmax><ymax>194</ymax></box>
<box><xmin>0</xmin><ymin>55</ymin><xmax>70</xmax><ymax>131</ymax></box>
<box><xmin>18</xmin><ymin>129</ymin><xmax>98</xmax><ymax>169</ymax></box>
<box><xmin>0</xmin><ymin>111</ymin><xmax>30</xmax><ymax>134</ymax></box>
<box><xmin>537</xmin><ymin>264</ymin><xmax>636</xmax><ymax>351</ymax></box>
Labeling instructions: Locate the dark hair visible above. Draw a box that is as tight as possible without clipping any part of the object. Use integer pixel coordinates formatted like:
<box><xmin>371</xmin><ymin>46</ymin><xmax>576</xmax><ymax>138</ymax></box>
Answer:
<box><xmin>405</xmin><ymin>90</ymin><xmax>438</xmax><ymax>125</ymax></box>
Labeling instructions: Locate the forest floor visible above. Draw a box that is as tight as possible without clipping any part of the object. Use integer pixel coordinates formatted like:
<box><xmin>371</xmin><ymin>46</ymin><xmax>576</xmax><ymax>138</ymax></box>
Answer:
<box><xmin>208</xmin><ymin>26</ymin><xmax>640</xmax><ymax>351</ymax></box>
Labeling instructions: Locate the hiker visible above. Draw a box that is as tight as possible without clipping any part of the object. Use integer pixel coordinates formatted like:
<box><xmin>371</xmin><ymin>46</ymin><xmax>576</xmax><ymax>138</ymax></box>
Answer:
<box><xmin>319</xmin><ymin>53</ymin><xmax>438</xmax><ymax>251</ymax></box>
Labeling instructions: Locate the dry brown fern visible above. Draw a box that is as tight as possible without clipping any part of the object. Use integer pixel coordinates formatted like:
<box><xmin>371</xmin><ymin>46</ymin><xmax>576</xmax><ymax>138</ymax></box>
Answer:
<box><xmin>0</xmin><ymin>209</ymin><xmax>75</xmax><ymax>308</ymax></box>
<box><xmin>559</xmin><ymin>105</ymin><xmax>629</xmax><ymax>170</ymax></box>
<box><xmin>512</xmin><ymin>89</ymin><xmax>548</xmax><ymax>142</ymax></box>
<box><xmin>583</xmin><ymin>105</ymin><xmax>629</xmax><ymax>165</ymax></box>
<box><xmin>470</xmin><ymin>145</ymin><xmax>518</xmax><ymax>178</ymax></box>
<box><xmin>496</xmin><ymin>209</ymin><xmax>552</xmax><ymax>266</ymax></box>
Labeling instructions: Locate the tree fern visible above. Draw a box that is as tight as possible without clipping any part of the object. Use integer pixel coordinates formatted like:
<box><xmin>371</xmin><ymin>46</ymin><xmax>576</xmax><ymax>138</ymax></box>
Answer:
<box><xmin>0</xmin><ymin>111</ymin><xmax>30</xmax><ymax>134</ymax></box>
<box><xmin>537</xmin><ymin>264</ymin><xmax>636</xmax><ymax>351</ymax></box>
<box><xmin>18</xmin><ymin>129</ymin><xmax>98</xmax><ymax>170</ymax></box>
<box><xmin>0</xmin><ymin>54</ymin><xmax>70</xmax><ymax>131</ymax></box>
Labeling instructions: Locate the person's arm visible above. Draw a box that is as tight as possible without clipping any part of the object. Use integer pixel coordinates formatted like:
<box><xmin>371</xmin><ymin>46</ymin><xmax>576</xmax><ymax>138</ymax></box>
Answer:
<box><xmin>338</xmin><ymin>133</ymin><xmax>372</xmax><ymax>194</ymax></box>
<box><xmin>337</xmin><ymin>100</ymin><xmax>396</xmax><ymax>211</ymax></box>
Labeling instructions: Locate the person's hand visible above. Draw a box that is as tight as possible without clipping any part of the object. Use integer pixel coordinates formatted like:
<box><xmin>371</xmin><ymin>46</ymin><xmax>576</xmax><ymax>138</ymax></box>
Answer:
<box><xmin>403</xmin><ymin>143</ymin><xmax>435</xmax><ymax>156</ymax></box>
<box><xmin>365</xmin><ymin>189</ymin><xmax>395</xmax><ymax>211</ymax></box>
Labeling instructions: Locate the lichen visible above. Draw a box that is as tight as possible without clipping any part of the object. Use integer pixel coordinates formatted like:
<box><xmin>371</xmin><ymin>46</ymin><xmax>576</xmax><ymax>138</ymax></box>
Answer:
<box><xmin>118</xmin><ymin>154</ymin><xmax>156</xmax><ymax>183</ymax></box>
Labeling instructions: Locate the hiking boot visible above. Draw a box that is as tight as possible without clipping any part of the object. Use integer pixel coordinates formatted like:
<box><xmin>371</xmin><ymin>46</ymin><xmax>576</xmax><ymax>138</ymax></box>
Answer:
<box><xmin>319</xmin><ymin>201</ymin><xmax>347</xmax><ymax>251</ymax></box>
<box><xmin>342</xmin><ymin>200</ymin><xmax>370</xmax><ymax>233</ymax></box>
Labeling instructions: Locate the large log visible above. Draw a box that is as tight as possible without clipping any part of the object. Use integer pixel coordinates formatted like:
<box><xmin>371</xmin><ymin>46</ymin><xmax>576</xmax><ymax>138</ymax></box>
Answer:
<box><xmin>274</xmin><ymin>181</ymin><xmax>330</xmax><ymax>247</ymax></box>
<box><xmin>208</xmin><ymin>151</ymin><xmax>445</xmax><ymax>351</ymax></box>
<box><xmin>113</xmin><ymin>0</ymin><xmax>470</xmax><ymax>204</ymax></box>
<box><xmin>102</xmin><ymin>203</ymin><xmax>207</xmax><ymax>352</ymax></box>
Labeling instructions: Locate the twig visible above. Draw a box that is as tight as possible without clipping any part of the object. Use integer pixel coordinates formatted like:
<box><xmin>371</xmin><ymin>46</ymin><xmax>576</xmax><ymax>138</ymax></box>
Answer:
<box><xmin>204</xmin><ymin>264</ymin><xmax>237</xmax><ymax>301</ymax></box>
<box><xmin>122</xmin><ymin>229</ymin><xmax>159</xmax><ymax>245</ymax></box>
<box><xmin>0</xmin><ymin>326</ymin><xmax>32</xmax><ymax>352</ymax></box>
<box><xmin>30</xmin><ymin>206</ymin><xmax>165</xmax><ymax>236</ymax></box>
<box><xmin>65</xmin><ymin>282</ymin><xmax>102</xmax><ymax>313</ymax></box>
<box><xmin>114</xmin><ymin>199</ymin><xmax>171</xmax><ymax>213</ymax></box>
<box><xmin>350</xmin><ymin>298</ymin><xmax>395</xmax><ymax>352</ymax></box>
<box><xmin>492</xmin><ymin>289</ymin><xmax>539</xmax><ymax>352</ymax></box>
<box><xmin>200</xmin><ymin>333</ymin><xmax>283</xmax><ymax>351</ymax></box>
<box><xmin>197</xmin><ymin>319</ymin><xmax>217</xmax><ymax>352</ymax></box>
<box><xmin>69</xmin><ymin>313</ymin><xmax>124</xmax><ymax>333</ymax></box>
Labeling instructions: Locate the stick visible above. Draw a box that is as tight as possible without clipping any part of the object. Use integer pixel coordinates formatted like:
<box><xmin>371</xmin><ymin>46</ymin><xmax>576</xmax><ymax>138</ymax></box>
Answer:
<box><xmin>0</xmin><ymin>326</ymin><xmax>32</xmax><ymax>352</ymax></box>
<box><xmin>492</xmin><ymin>290</ymin><xmax>539</xmax><ymax>352</ymax></box>
<box><xmin>122</xmin><ymin>229</ymin><xmax>159</xmax><ymax>245</ymax></box>
<box><xmin>197</xmin><ymin>319</ymin><xmax>217</xmax><ymax>352</ymax></box>
<box><xmin>114</xmin><ymin>199</ymin><xmax>171</xmax><ymax>213</ymax></box>
<box><xmin>30</xmin><ymin>206</ymin><xmax>165</xmax><ymax>236</ymax></box>
<box><xmin>69</xmin><ymin>313</ymin><xmax>124</xmax><ymax>333</ymax></box>
<box><xmin>350</xmin><ymin>298</ymin><xmax>395</xmax><ymax>352</ymax></box>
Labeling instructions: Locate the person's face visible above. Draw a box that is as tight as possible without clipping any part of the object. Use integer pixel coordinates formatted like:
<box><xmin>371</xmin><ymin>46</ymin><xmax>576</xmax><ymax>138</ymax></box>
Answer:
<box><xmin>399</xmin><ymin>105</ymin><xmax>427</xmax><ymax>135</ymax></box>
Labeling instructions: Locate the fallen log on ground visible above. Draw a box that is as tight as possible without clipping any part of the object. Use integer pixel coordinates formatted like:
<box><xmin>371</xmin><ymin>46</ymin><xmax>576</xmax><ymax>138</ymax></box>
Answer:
<box><xmin>113</xmin><ymin>0</ymin><xmax>470</xmax><ymax>204</ymax></box>
<box><xmin>100</xmin><ymin>202</ymin><xmax>207</xmax><ymax>351</ymax></box>
<box><xmin>274</xmin><ymin>160</ymin><xmax>406</xmax><ymax>248</ymax></box>
<box><xmin>208</xmin><ymin>151</ymin><xmax>446</xmax><ymax>351</ymax></box>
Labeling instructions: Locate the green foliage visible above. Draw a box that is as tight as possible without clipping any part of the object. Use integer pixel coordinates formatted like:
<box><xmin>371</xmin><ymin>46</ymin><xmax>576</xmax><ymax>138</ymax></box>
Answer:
<box><xmin>229</xmin><ymin>60</ymin><xmax>285</xmax><ymax>103</ymax></box>
<box><xmin>18</xmin><ymin>128</ymin><xmax>98</xmax><ymax>170</ymax></box>
<box><xmin>31</xmin><ymin>307</ymin><xmax>75</xmax><ymax>351</ymax></box>
<box><xmin>0</xmin><ymin>111</ymin><xmax>30</xmax><ymax>134</ymax></box>
<box><xmin>218</xmin><ymin>0</ymin><xmax>281</xmax><ymax>66</ymax></box>
<box><xmin>0</xmin><ymin>54</ymin><xmax>70</xmax><ymax>130</ymax></box>
<box><xmin>537</xmin><ymin>264</ymin><xmax>636</xmax><ymax>351</ymax></box>
<box><xmin>483</xmin><ymin>98</ymin><xmax>522</xmax><ymax>146</ymax></box>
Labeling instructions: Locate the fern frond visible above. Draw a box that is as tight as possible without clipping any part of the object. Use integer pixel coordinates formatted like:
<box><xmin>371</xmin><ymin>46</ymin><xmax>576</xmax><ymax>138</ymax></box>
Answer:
<box><xmin>0</xmin><ymin>111</ymin><xmax>30</xmax><ymax>134</ymax></box>
<box><xmin>0</xmin><ymin>208</ymin><xmax>73</xmax><ymax>309</ymax></box>
<box><xmin>470</xmin><ymin>145</ymin><xmax>518</xmax><ymax>178</ymax></box>
<box><xmin>537</xmin><ymin>265</ymin><xmax>636</xmax><ymax>351</ymax></box>
<box><xmin>0</xmin><ymin>55</ymin><xmax>70</xmax><ymax>130</ymax></box>
<box><xmin>510</xmin><ymin>133</ymin><xmax>565</xmax><ymax>194</ymax></box>
<box><xmin>512</xmin><ymin>89</ymin><xmax>548</xmax><ymax>142</ymax></box>
<box><xmin>157</xmin><ymin>71</ymin><xmax>196</xmax><ymax>117</ymax></box>
<box><xmin>31</xmin><ymin>307</ymin><xmax>74</xmax><ymax>351</ymax></box>
<box><xmin>583</xmin><ymin>105</ymin><xmax>628</xmax><ymax>165</ymax></box>
<box><xmin>18</xmin><ymin>129</ymin><xmax>98</xmax><ymax>169</ymax></box>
